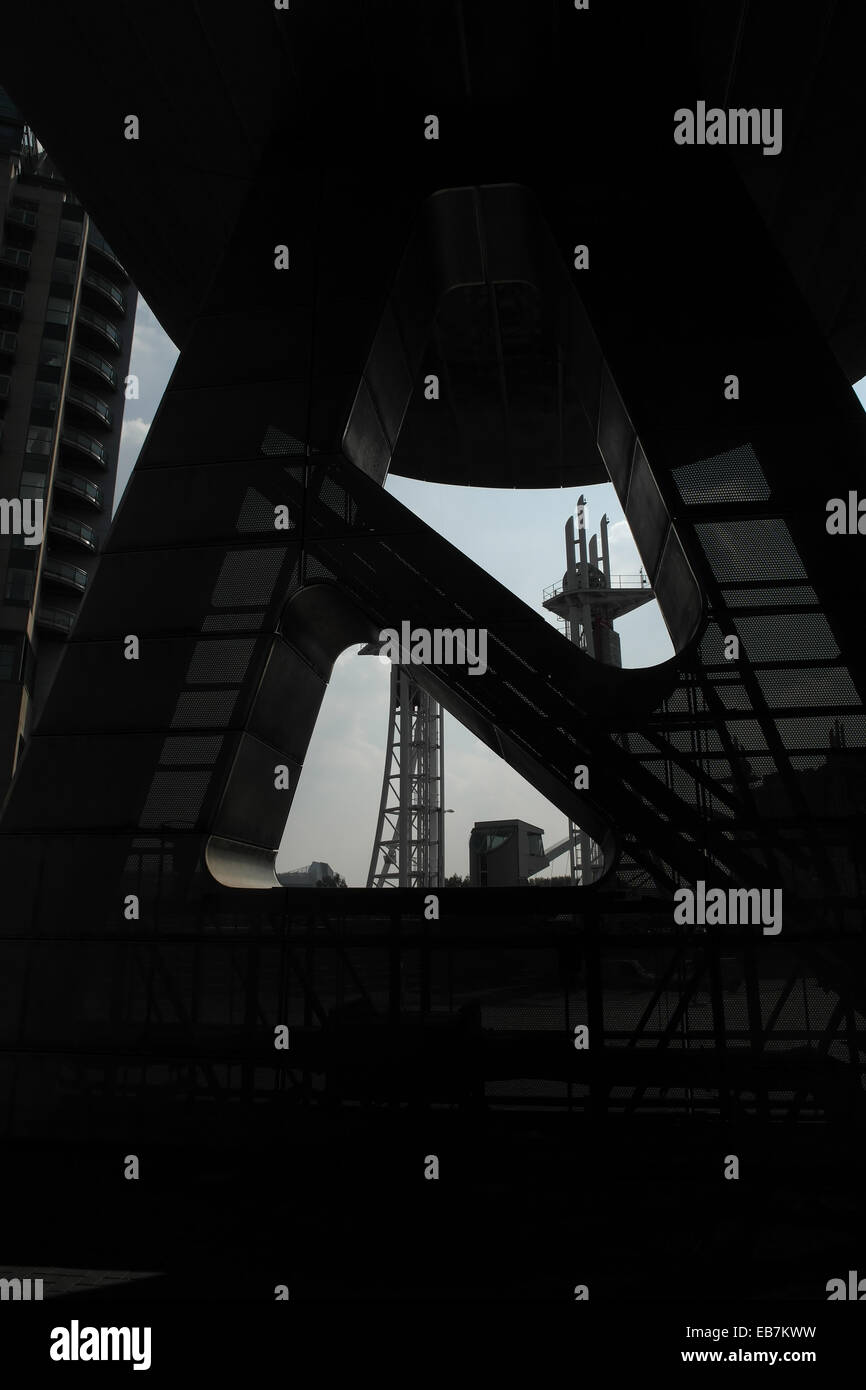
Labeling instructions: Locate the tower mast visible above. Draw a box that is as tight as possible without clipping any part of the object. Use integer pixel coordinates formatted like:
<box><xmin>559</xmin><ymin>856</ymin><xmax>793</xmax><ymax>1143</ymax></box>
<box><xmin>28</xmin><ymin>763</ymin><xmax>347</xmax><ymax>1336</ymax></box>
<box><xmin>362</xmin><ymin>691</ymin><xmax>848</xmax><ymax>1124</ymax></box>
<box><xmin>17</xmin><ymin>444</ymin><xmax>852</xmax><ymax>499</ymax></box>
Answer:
<box><xmin>542</xmin><ymin>498</ymin><xmax>654</xmax><ymax>882</ymax></box>
<box><xmin>366</xmin><ymin>661</ymin><xmax>444</xmax><ymax>888</ymax></box>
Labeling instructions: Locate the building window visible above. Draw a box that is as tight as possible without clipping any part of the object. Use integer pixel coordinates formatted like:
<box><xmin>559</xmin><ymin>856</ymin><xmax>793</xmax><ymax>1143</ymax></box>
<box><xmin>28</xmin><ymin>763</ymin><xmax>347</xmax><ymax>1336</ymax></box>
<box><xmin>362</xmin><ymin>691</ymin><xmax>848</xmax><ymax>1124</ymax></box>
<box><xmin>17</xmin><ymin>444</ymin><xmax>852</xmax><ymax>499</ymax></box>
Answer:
<box><xmin>58</xmin><ymin>220</ymin><xmax>83</xmax><ymax>247</ymax></box>
<box><xmin>4</xmin><ymin>567</ymin><xmax>35</xmax><ymax>604</ymax></box>
<box><xmin>0</xmin><ymin>641</ymin><xmax>18</xmax><ymax>681</ymax></box>
<box><xmin>45</xmin><ymin>296</ymin><xmax>71</xmax><ymax>327</ymax></box>
<box><xmin>30</xmin><ymin>381</ymin><xmax>58</xmax><ymax>412</ymax></box>
<box><xmin>39</xmin><ymin>344</ymin><xmax>65</xmax><ymax>371</ymax></box>
<box><xmin>25</xmin><ymin>424</ymin><xmax>53</xmax><ymax>457</ymax></box>
<box><xmin>19</xmin><ymin>468</ymin><xmax>46</xmax><ymax>501</ymax></box>
<box><xmin>51</xmin><ymin>258</ymin><xmax>78</xmax><ymax>289</ymax></box>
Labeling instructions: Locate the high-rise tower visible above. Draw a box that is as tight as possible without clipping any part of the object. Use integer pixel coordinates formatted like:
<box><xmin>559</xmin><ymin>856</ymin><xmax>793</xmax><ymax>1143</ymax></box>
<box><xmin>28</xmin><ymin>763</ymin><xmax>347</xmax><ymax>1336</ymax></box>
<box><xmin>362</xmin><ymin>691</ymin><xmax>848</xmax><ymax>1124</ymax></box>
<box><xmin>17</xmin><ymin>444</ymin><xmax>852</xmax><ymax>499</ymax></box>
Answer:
<box><xmin>0</xmin><ymin>90</ymin><xmax>137</xmax><ymax>796</ymax></box>
<box><xmin>543</xmin><ymin>498</ymin><xmax>655</xmax><ymax>882</ymax></box>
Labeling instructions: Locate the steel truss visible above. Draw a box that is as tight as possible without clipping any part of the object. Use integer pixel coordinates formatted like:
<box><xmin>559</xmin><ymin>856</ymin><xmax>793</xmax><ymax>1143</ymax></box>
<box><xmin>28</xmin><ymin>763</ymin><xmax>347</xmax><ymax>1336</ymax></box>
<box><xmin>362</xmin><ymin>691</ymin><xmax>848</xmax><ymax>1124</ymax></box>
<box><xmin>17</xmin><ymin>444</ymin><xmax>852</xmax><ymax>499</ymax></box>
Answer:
<box><xmin>367</xmin><ymin>665</ymin><xmax>443</xmax><ymax>888</ymax></box>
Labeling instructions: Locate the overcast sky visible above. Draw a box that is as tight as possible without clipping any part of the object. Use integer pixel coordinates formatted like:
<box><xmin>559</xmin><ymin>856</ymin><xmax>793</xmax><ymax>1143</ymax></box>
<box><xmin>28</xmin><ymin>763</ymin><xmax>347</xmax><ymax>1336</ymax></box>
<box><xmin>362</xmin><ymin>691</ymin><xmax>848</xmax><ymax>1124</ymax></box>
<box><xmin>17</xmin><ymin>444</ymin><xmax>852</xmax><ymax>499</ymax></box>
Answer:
<box><xmin>116</xmin><ymin>298</ymin><xmax>866</xmax><ymax>883</ymax></box>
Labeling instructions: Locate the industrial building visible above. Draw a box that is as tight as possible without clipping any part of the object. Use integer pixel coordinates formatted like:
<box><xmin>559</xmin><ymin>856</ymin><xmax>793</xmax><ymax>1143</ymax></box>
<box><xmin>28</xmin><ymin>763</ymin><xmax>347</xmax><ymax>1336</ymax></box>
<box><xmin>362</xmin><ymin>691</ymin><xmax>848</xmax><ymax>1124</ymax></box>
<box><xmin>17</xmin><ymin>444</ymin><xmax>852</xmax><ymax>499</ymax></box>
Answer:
<box><xmin>469</xmin><ymin>819</ymin><xmax>547</xmax><ymax>887</ymax></box>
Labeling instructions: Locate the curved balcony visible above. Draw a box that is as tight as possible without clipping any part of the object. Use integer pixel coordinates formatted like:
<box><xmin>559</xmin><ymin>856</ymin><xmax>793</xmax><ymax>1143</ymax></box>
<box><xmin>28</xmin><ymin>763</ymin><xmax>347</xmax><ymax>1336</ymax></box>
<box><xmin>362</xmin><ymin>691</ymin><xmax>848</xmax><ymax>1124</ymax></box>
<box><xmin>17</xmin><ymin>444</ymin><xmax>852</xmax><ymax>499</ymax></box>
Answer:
<box><xmin>55</xmin><ymin>469</ymin><xmax>104</xmax><ymax>510</ymax></box>
<box><xmin>61</xmin><ymin>426</ymin><xmax>106</xmax><ymax>468</ymax></box>
<box><xmin>65</xmin><ymin>385</ymin><xmax>113</xmax><ymax>430</ymax></box>
<box><xmin>42</xmin><ymin>559</ymin><xmax>88</xmax><ymax>595</ymax></box>
<box><xmin>86</xmin><ymin>231</ymin><xmax>128</xmax><ymax>282</ymax></box>
<box><xmin>37</xmin><ymin>606</ymin><xmax>76</xmax><ymax>636</ymax></box>
<box><xmin>77</xmin><ymin>307</ymin><xmax>121</xmax><ymax>353</ymax></box>
<box><xmin>48</xmin><ymin>513</ymin><xmax>98</xmax><ymax>552</ymax></box>
<box><xmin>71</xmin><ymin>343</ymin><xmax>117</xmax><ymax>391</ymax></box>
<box><xmin>83</xmin><ymin>270</ymin><xmax>126</xmax><ymax>317</ymax></box>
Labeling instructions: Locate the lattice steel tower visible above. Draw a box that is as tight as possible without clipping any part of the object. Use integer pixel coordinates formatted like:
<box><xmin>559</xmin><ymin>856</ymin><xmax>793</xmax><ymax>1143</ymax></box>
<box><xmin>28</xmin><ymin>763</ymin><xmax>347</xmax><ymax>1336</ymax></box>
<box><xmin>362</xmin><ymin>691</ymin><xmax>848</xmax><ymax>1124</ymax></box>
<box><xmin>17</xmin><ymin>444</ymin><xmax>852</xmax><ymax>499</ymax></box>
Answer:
<box><xmin>367</xmin><ymin>663</ymin><xmax>444</xmax><ymax>888</ymax></box>
<box><xmin>543</xmin><ymin>498</ymin><xmax>655</xmax><ymax>883</ymax></box>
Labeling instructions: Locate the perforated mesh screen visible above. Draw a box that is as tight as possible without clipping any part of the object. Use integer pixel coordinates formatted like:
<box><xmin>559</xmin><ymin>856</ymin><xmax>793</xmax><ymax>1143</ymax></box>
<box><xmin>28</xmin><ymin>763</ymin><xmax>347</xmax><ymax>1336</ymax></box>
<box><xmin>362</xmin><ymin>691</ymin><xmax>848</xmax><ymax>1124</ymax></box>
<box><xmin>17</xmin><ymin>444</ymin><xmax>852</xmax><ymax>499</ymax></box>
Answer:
<box><xmin>712</xmin><ymin>682</ymin><xmax>757</xmax><ymax>710</ymax></box>
<box><xmin>158</xmin><ymin>736</ymin><xmax>223</xmax><ymax>765</ymax></box>
<box><xmin>211</xmin><ymin>550</ymin><xmax>283</xmax><ymax>607</ymax></box>
<box><xmin>673</xmin><ymin>444</ymin><xmax>771</xmax><ymax>503</ymax></box>
<box><xmin>237</xmin><ymin>488</ymin><xmax>288</xmax><ymax>533</ymax></box>
<box><xmin>303</xmin><ymin>556</ymin><xmax>337</xmax><ymax>582</ymax></box>
<box><xmin>775</xmin><ymin>715</ymin><xmax>866</xmax><ymax>749</ymax></box>
<box><xmin>755</xmin><ymin>667</ymin><xmax>860</xmax><ymax>706</ymax></box>
<box><xmin>170</xmin><ymin>691</ymin><xmax>240</xmax><ymax>726</ymax></box>
<box><xmin>694</xmin><ymin>519</ymin><xmax>807</xmax><ymax>582</ymax></box>
<box><xmin>736</xmin><ymin>614</ymin><xmax>839</xmax><ymax>661</ymax></box>
<box><xmin>201</xmin><ymin>613</ymin><xmax>265</xmax><ymax>632</ymax></box>
<box><xmin>139</xmin><ymin>771</ymin><xmax>213</xmax><ymax>827</ymax></box>
<box><xmin>318</xmin><ymin>475</ymin><xmax>349</xmax><ymax>516</ymax></box>
<box><xmin>721</xmin><ymin>585</ymin><xmax>819</xmax><ymax>607</ymax></box>
<box><xmin>261</xmin><ymin>426</ymin><xmax>306</xmax><ymax>455</ymax></box>
<box><xmin>186</xmin><ymin>638</ymin><xmax>257</xmax><ymax>684</ymax></box>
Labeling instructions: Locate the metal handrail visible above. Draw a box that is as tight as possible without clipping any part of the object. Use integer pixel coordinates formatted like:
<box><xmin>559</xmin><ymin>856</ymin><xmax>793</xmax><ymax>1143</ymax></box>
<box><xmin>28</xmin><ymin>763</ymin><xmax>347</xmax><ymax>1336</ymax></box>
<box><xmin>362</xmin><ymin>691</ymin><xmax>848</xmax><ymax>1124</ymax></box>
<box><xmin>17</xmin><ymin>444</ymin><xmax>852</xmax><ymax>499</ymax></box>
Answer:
<box><xmin>543</xmin><ymin>573</ymin><xmax>648</xmax><ymax>600</ymax></box>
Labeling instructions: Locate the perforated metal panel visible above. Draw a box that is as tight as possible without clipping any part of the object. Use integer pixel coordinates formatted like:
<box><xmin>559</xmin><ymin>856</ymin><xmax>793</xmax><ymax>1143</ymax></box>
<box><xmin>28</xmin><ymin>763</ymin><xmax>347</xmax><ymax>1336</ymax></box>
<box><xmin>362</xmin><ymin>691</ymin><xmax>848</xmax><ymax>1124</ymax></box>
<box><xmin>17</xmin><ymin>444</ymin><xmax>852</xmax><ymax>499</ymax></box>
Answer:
<box><xmin>673</xmin><ymin>444</ymin><xmax>771</xmax><ymax>503</ymax></box>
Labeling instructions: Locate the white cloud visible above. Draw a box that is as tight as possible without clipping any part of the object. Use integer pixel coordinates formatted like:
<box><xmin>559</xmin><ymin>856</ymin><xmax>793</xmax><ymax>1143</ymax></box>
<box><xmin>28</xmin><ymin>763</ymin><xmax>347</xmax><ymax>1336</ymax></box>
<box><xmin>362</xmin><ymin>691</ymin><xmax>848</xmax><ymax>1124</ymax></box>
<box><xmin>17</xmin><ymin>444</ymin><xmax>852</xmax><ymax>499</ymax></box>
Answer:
<box><xmin>113</xmin><ymin>416</ymin><xmax>151</xmax><ymax>511</ymax></box>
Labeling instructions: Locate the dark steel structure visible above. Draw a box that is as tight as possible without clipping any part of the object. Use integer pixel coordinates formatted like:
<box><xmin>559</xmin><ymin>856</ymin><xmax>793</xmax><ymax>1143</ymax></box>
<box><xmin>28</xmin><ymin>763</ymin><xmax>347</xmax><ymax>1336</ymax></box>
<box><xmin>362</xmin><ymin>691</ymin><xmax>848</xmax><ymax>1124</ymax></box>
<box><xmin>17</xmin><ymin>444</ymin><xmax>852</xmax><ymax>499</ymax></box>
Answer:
<box><xmin>1</xmin><ymin>1</ymin><xmax>866</xmax><ymax>1300</ymax></box>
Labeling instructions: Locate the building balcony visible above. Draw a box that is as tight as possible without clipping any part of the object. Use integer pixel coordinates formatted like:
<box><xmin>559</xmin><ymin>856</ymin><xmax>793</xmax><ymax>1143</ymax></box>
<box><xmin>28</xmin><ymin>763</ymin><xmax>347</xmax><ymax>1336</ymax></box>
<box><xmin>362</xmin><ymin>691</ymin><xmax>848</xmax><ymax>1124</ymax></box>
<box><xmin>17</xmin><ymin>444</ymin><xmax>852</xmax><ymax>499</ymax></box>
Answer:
<box><xmin>83</xmin><ymin>270</ymin><xmax>125</xmax><ymax>317</ymax></box>
<box><xmin>4</xmin><ymin>206</ymin><xmax>37</xmax><ymax>235</ymax></box>
<box><xmin>55</xmin><ymin>469</ymin><xmax>103</xmax><ymax>510</ymax></box>
<box><xmin>71</xmin><ymin>343</ymin><xmax>117</xmax><ymax>391</ymax></box>
<box><xmin>86</xmin><ymin>231</ymin><xmax>128</xmax><ymax>282</ymax></box>
<box><xmin>41</xmin><ymin>558</ymin><xmax>88</xmax><ymax>595</ymax></box>
<box><xmin>0</xmin><ymin>374</ymin><xmax>9</xmax><ymax>401</ymax></box>
<box><xmin>61</xmin><ymin>426</ymin><xmax>106</xmax><ymax>468</ymax></box>
<box><xmin>0</xmin><ymin>329</ymin><xmax>18</xmax><ymax>358</ymax></box>
<box><xmin>0</xmin><ymin>287</ymin><xmax>24</xmax><ymax>317</ymax></box>
<box><xmin>0</xmin><ymin>247</ymin><xmax>31</xmax><ymax>278</ymax></box>
<box><xmin>37</xmin><ymin>606</ymin><xmax>76</xmax><ymax>636</ymax></box>
<box><xmin>48</xmin><ymin>513</ymin><xmax>98</xmax><ymax>552</ymax></box>
<box><xmin>76</xmin><ymin>306</ymin><xmax>121</xmax><ymax>352</ymax></box>
<box><xmin>65</xmin><ymin>385</ymin><xmax>112</xmax><ymax>430</ymax></box>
